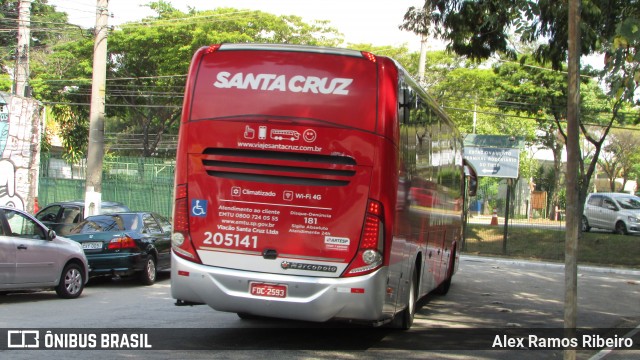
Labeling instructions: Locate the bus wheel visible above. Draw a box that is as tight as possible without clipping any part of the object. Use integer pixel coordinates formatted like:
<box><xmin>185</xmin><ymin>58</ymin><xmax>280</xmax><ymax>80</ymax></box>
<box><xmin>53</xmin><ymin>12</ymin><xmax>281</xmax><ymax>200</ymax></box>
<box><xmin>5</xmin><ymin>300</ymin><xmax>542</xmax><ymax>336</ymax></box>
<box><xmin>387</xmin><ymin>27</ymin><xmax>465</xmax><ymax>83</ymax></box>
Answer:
<box><xmin>433</xmin><ymin>250</ymin><xmax>455</xmax><ymax>295</ymax></box>
<box><xmin>391</xmin><ymin>267</ymin><xmax>417</xmax><ymax>330</ymax></box>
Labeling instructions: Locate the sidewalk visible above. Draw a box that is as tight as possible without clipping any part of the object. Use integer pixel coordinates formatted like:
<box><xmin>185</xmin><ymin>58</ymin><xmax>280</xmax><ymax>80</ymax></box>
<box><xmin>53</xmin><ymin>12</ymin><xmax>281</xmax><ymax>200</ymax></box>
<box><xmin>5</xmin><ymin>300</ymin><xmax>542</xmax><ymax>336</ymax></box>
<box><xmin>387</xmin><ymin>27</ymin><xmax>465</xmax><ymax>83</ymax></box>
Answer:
<box><xmin>462</xmin><ymin>254</ymin><xmax>640</xmax><ymax>276</ymax></box>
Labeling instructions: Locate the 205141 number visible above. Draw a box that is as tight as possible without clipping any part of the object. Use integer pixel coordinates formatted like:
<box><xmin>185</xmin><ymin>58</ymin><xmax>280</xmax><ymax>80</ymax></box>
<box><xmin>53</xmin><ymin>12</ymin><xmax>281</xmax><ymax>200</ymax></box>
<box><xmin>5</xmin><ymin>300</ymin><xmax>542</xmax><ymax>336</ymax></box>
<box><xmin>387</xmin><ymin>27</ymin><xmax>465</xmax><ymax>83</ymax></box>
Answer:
<box><xmin>203</xmin><ymin>232</ymin><xmax>258</xmax><ymax>248</ymax></box>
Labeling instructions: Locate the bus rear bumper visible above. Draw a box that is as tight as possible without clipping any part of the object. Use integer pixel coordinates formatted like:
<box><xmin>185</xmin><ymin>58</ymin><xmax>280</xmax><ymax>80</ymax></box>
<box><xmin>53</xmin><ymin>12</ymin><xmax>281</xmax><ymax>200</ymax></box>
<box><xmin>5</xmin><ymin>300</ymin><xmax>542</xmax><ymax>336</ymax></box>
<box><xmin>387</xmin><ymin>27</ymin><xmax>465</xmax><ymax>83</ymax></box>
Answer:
<box><xmin>171</xmin><ymin>252</ymin><xmax>393</xmax><ymax>323</ymax></box>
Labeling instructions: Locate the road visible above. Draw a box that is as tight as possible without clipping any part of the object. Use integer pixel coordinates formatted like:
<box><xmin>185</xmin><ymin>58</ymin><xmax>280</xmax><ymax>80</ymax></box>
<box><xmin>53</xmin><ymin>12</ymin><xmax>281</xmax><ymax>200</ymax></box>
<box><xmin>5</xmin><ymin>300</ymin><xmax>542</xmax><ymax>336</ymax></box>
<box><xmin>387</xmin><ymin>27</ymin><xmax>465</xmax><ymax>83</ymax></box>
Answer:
<box><xmin>1</xmin><ymin>256</ymin><xmax>638</xmax><ymax>359</ymax></box>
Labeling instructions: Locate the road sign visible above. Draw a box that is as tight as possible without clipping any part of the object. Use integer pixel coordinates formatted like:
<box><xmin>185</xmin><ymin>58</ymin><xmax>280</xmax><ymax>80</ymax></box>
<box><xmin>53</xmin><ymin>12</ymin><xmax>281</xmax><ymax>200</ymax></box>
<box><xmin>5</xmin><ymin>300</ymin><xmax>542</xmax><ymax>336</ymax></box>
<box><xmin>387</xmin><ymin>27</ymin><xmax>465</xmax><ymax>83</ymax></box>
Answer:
<box><xmin>464</xmin><ymin>146</ymin><xmax>520</xmax><ymax>178</ymax></box>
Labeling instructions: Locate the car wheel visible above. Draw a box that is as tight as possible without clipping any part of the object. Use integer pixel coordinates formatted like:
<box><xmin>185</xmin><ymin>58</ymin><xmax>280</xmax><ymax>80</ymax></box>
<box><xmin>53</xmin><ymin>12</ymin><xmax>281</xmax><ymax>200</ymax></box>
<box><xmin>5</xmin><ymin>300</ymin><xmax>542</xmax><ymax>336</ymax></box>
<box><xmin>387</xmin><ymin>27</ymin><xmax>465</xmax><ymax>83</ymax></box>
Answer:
<box><xmin>614</xmin><ymin>221</ymin><xmax>627</xmax><ymax>235</ymax></box>
<box><xmin>581</xmin><ymin>216</ymin><xmax>591</xmax><ymax>232</ymax></box>
<box><xmin>55</xmin><ymin>263</ymin><xmax>85</xmax><ymax>299</ymax></box>
<box><xmin>140</xmin><ymin>256</ymin><xmax>157</xmax><ymax>285</ymax></box>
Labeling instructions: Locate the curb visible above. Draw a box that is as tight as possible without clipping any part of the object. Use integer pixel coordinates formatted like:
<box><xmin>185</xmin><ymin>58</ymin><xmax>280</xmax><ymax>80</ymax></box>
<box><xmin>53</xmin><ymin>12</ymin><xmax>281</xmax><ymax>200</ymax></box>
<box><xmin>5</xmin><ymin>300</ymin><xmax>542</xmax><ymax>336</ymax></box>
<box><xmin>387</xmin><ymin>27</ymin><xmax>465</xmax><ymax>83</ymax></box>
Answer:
<box><xmin>460</xmin><ymin>254</ymin><xmax>640</xmax><ymax>276</ymax></box>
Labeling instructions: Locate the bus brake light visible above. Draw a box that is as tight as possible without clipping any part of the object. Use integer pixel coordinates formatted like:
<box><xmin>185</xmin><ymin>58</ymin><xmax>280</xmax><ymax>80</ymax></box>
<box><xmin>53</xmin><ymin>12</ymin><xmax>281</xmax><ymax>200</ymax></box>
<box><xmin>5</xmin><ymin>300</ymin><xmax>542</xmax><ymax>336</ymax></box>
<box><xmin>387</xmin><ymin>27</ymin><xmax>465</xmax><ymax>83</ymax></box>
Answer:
<box><xmin>361</xmin><ymin>51</ymin><xmax>377</xmax><ymax>63</ymax></box>
<box><xmin>206</xmin><ymin>44</ymin><xmax>222</xmax><ymax>54</ymax></box>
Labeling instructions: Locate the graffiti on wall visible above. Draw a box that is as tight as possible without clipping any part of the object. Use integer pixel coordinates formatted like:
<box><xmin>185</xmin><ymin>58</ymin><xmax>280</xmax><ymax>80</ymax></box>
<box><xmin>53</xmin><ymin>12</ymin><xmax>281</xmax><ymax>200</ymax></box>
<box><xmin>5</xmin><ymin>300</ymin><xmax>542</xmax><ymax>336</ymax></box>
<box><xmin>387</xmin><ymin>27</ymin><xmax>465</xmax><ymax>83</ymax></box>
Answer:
<box><xmin>0</xmin><ymin>92</ymin><xmax>42</xmax><ymax>212</ymax></box>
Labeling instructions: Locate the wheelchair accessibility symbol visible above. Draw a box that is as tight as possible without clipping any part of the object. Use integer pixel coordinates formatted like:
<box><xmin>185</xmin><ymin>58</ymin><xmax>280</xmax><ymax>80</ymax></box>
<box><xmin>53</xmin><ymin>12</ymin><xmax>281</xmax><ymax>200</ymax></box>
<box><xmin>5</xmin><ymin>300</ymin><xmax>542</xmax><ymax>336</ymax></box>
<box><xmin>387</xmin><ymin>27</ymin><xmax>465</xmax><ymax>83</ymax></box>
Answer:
<box><xmin>191</xmin><ymin>199</ymin><xmax>207</xmax><ymax>217</ymax></box>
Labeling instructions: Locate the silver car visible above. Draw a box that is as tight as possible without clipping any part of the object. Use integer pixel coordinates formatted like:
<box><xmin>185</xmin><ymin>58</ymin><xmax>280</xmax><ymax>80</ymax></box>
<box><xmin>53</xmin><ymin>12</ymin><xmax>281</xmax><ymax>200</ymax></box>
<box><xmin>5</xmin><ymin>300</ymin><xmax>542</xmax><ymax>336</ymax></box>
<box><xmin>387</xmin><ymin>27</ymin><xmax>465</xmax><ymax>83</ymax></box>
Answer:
<box><xmin>582</xmin><ymin>192</ymin><xmax>640</xmax><ymax>235</ymax></box>
<box><xmin>0</xmin><ymin>206</ymin><xmax>89</xmax><ymax>298</ymax></box>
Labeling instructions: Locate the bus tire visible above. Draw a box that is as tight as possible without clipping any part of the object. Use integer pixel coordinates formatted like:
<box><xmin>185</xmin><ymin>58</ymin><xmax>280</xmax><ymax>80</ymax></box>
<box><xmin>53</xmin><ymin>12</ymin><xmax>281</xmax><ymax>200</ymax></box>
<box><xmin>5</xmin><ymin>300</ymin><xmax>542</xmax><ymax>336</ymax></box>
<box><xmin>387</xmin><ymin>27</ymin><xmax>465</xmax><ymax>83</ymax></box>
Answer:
<box><xmin>391</xmin><ymin>266</ymin><xmax>417</xmax><ymax>330</ymax></box>
<box><xmin>433</xmin><ymin>250</ymin><xmax>455</xmax><ymax>296</ymax></box>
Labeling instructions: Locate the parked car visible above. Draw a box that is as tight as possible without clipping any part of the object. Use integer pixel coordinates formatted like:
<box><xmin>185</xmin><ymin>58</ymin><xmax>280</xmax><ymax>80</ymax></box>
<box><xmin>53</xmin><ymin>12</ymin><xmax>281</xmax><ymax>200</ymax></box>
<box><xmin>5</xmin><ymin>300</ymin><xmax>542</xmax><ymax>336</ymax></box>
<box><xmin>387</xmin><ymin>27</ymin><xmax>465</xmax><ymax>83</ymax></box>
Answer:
<box><xmin>66</xmin><ymin>212</ymin><xmax>172</xmax><ymax>285</ymax></box>
<box><xmin>0</xmin><ymin>205</ymin><xmax>88</xmax><ymax>298</ymax></box>
<box><xmin>35</xmin><ymin>200</ymin><xmax>130</xmax><ymax>236</ymax></box>
<box><xmin>582</xmin><ymin>192</ymin><xmax>640</xmax><ymax>235</ymax></box>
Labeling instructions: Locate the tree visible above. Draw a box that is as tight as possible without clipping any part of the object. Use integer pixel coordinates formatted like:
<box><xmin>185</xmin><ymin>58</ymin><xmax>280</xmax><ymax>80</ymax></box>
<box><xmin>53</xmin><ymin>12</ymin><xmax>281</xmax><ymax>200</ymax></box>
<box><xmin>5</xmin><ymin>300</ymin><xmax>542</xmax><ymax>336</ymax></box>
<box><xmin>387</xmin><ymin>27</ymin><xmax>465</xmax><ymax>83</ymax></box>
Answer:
<box><xmin>401</xmin><ymin>1</ymin><xmax>640</xmax><ymax>204</ymax></box>
<box><xmin>491</xmin><ymin>56</ymin><xmax>620</xmax><ymax>218</ymax></box>
<box><xmin>0</xmin><ymin>0</ymin><xmax>75</xmax><ymax>90</ymax></box>
<box><xmin>29</xmin><ymin>30</ymin><xmax>93</xmax><ymax>164</ymax></box>
<box><xmin>347</xmin><ymin>43</ymin><xmax>418</xmax><ymax>75</ymax></box>
<box><xmin>598</xmin><ymin>128</ymin><xmax>640</xmax><ymax>192</ymax></box>
<box><xmin>30</xmin><ymin>2</ymin><xmax>343</xmax><ymax>158</ymax></box>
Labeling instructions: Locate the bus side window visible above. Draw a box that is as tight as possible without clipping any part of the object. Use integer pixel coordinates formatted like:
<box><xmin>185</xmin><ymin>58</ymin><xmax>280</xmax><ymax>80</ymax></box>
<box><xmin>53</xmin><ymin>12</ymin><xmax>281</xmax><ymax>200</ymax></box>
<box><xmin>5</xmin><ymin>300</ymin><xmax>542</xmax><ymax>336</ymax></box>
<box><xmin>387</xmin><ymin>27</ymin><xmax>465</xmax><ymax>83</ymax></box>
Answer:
<box><xmin>398</xmin><ymin>85</ymin><xmax>411</xmax><ymax>124</ymax></box>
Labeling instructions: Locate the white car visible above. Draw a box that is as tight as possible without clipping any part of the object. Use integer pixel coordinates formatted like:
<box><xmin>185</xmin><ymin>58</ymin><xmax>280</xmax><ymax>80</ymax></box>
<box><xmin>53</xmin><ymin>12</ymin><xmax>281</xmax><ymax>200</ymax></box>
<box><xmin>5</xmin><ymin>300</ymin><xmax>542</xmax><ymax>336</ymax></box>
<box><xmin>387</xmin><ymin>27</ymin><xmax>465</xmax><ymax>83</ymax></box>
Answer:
<box><xmin>0</xmin><ymin>206</ymin><xmax>89</xmax><ymax>298</ymax></box>
<box><xmin>582</xmin><ymin>192</ymin><xmax>640</xmax><ymax>235</ymax></box>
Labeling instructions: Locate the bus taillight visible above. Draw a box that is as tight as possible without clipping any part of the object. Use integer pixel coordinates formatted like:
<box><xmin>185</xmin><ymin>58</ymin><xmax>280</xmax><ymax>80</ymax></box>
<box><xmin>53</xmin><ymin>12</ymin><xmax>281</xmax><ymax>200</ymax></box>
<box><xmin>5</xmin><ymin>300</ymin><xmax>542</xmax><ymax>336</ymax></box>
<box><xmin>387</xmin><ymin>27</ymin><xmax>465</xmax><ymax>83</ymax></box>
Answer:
<box><xmin>172</xmin><ymin>184</ymin><xmax>202</xmax><ymax>263</ymax></box>
<box><xmin>344</xmin><ymin>199</ymin><xmax>384</xmax><ymax>277</ymax></box>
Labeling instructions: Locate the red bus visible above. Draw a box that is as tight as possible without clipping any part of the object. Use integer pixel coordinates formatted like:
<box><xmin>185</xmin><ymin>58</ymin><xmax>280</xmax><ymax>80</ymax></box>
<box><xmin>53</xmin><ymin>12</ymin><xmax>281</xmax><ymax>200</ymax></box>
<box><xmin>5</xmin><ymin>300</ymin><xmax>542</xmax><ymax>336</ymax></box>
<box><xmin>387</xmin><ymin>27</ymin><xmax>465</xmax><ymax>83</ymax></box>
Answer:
<box><xmin>171</xmin><ymin>43</ymin><xmax>476</xmax><ymax>329</ymax></box>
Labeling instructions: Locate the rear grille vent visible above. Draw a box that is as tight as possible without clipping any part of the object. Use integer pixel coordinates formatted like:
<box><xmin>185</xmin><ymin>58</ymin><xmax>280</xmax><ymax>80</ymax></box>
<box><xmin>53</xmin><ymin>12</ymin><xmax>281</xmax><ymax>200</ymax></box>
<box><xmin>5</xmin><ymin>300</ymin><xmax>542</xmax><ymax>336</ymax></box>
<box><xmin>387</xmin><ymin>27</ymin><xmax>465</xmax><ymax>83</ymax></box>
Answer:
<box><xmin>202</xmin><ymin>148</ymin><xmax>356</xmax><ymax>186</ymax></box>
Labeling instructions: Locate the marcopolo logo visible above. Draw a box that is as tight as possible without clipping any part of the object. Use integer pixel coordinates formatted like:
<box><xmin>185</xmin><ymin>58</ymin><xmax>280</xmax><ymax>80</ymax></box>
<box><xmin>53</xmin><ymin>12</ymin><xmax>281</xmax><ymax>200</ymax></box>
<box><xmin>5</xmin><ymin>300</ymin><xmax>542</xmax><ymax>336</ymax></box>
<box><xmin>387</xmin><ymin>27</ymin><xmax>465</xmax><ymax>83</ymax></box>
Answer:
<box><xmin>213</xmin><ymin>72</ymin><xmax>353</xmax><ymax>95</ymax></box>
<box><xmin>281</xmin><ymin>261</ymin><xmax>337</xmax><ymax>273</ymax></box>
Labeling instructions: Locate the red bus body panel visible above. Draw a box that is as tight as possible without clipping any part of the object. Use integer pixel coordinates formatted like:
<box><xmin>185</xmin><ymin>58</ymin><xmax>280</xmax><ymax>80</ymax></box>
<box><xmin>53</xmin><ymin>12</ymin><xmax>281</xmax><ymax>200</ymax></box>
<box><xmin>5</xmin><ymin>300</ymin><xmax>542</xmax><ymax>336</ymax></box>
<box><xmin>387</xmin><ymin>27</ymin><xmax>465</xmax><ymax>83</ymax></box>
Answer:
<box><xmin>179</xmin><ymin>46</ymin><xmax>384</xmax><ymax>277</ymax></box>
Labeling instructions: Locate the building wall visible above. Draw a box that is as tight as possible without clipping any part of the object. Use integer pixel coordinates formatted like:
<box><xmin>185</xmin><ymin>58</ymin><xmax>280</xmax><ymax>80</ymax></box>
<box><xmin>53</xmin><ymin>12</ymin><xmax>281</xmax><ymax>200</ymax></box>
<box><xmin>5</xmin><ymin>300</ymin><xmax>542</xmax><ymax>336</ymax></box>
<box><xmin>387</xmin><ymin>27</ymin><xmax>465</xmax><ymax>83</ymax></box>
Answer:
<box><xmin>0</xmin><ymin>92</ymin><xmax>42</xmax><ymax>213</ymax></box>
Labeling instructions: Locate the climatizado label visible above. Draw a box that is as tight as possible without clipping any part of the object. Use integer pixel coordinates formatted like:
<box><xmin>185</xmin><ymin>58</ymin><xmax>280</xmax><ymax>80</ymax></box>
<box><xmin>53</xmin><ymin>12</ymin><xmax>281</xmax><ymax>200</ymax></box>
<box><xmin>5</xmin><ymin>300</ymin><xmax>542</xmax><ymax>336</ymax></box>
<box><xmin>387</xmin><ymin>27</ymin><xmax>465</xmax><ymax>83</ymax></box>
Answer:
<box><xmin>213</xmin><ymin>72</ymin><xmax>353</xmax><ymax>95</ymax></box>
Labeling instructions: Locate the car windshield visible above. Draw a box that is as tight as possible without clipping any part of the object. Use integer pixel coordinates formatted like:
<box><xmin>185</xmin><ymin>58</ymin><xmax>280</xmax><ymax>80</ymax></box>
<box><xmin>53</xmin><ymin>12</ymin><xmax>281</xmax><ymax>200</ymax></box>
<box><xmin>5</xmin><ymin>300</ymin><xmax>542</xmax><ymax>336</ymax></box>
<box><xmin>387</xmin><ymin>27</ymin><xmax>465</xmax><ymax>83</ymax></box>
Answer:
<box><xmin>69</xmin><ymin>214</ymin><xmax>139</xmax><ymax>233</ymax></box>
<box><xmin>614</xmin><ymin>196</ymin><xmax>640</xmax><ymax>210</ymax></box>
<box><xmin>102</xmin><ymin>205</ymin><xmax>130</xmax><ymax>214</ymax></box>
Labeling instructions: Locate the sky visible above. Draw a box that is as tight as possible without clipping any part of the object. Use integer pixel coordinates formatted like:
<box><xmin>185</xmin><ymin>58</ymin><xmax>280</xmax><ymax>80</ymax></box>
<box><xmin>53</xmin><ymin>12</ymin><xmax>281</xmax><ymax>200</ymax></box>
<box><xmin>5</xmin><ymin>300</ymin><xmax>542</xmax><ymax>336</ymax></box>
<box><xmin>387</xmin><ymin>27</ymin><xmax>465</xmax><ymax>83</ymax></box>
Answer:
<box><xmin>48</xmin><ymin>0</ymin><xmax>429</xmax><ymax>52</ymax></box>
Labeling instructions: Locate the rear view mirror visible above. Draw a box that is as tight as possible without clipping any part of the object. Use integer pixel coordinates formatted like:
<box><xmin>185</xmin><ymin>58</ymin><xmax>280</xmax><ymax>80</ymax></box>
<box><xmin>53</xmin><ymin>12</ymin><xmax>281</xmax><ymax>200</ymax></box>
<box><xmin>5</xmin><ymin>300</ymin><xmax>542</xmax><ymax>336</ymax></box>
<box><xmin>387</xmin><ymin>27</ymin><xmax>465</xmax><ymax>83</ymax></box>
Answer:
<box><xmin>464</xmin><ymin>162</ymin><xmax>478</xmax><ymax>197</ymax></box>
<box><xmin>468</xmin><ymin>176</ymin><xmax>478</xmax><ymax>197</ymax></box>
<box><xmin>47</xmin><ymin>229</ymin><xmax>57</xmax><ymax>240</ymax></box>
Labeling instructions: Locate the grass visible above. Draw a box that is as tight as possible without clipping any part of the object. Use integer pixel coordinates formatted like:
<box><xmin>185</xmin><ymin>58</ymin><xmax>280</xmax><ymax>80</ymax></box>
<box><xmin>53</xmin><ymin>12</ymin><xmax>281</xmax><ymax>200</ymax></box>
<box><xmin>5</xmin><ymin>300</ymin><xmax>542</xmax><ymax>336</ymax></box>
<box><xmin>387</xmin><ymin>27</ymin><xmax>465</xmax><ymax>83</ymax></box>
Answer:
<box><xmin>463</xmin><ymin>224</ymin><xmax>640</xmax><ymax>269</ymax></box>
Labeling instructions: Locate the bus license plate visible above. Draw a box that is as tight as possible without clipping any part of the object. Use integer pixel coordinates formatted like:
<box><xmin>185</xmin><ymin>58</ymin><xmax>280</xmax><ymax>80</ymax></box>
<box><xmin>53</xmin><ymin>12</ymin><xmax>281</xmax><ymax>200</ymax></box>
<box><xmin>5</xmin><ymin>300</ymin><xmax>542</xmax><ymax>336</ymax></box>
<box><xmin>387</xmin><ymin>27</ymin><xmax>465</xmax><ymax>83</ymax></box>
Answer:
<box><xmin>250</xmin><ymin>282</ymin><xmax>287</xmax><ymax>298</ymax></box>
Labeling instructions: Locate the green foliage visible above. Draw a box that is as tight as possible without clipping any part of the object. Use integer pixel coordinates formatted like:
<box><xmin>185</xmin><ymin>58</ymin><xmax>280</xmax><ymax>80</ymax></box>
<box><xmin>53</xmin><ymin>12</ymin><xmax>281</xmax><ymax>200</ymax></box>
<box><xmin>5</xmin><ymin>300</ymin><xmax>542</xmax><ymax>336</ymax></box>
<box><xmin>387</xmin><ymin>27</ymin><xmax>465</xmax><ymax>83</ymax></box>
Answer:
<box><xmin>0</xmin><ymin>74</ymin><xmax>10</xmax><ymax>91</ymax></box>
<box><xmin>0</xmin><ymin>0</ymin><xmax>71</xmax><ymax>74</ymax></box>
<box><xmin>347</xmin><ymin>43</ymin><xmax>417</xmax><ymax>74</ymax></box>
<box><xmin>31</xmin><ymin>3</ymin><xmax>344</xmax><ymax>158</ymax></box>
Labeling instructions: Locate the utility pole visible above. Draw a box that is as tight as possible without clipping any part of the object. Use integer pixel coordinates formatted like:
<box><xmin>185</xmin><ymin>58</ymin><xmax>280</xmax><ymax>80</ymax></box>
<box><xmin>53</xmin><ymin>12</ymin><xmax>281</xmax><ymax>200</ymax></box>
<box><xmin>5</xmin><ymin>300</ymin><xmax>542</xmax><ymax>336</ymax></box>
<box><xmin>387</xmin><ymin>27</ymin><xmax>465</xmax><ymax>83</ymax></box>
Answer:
<box><xmin>84</xmin><ymin>0</ymin><xmax>109</xmax><ymax>217</ymax></box>
<box><xmin>417</xmin><ymin>34</ymin><xmax>428</xmax><ymax>86</ymax></box>
<box><xmin>564</xmin><ymin>0</ymin><xmax>581</xmax><ymax>359</ymax></box>
<box><xmin>15</xmin><ymin>0</ymin><xmax>31</xmax><ymax>97</ymax></box>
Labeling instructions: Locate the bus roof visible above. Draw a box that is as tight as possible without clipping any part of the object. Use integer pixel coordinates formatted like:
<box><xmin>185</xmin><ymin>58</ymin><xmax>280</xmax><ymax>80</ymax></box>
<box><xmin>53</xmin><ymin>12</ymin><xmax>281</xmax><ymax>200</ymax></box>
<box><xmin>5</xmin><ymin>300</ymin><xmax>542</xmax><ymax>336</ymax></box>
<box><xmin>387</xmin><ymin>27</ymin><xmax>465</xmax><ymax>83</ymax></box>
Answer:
<box><xmin>217</xmin><ymin>43</ymin><xmax>366</xmax><ymax>58</ymax></box>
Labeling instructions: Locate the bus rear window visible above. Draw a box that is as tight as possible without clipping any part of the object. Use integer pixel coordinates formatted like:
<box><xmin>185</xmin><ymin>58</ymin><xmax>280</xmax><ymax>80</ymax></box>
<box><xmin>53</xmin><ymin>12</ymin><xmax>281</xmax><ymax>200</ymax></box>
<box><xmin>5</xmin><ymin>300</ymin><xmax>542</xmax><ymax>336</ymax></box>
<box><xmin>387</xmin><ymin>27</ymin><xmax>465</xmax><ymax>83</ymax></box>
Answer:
<box><xmin>189</xmin><ymin>49</ymin><xmax>379</xmax><ymax>132</ymax></box>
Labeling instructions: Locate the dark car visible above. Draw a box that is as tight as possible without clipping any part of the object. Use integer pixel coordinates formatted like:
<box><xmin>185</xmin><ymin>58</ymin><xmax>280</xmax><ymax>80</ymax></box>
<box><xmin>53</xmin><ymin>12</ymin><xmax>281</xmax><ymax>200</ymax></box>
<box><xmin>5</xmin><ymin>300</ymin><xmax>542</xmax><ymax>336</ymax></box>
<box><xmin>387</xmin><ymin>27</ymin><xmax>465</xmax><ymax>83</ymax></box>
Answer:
<box><xmin>66</xmin><ymin>212</ymin><xmax>171</xmax><ymax>285</ymax></box>
<box><xmin>0</xmin><ymin>205</ymin><xmax>89</xmax><ymax>298</ymax></box>
<box><xmin>35</xmin><ymin>201</ymin><xmax>130</xmax><ymax>236</ymax></box>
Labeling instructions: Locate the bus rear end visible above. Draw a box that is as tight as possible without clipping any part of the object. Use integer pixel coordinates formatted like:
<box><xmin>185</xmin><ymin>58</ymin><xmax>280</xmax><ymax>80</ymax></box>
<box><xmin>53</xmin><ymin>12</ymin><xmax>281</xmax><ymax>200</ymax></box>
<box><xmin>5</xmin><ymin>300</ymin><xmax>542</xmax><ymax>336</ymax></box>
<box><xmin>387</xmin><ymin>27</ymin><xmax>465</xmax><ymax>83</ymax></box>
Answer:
<box><xmin>171</xmin><ymin>44</ymin><xmax>399</xmax><ymax>323</ymax></box>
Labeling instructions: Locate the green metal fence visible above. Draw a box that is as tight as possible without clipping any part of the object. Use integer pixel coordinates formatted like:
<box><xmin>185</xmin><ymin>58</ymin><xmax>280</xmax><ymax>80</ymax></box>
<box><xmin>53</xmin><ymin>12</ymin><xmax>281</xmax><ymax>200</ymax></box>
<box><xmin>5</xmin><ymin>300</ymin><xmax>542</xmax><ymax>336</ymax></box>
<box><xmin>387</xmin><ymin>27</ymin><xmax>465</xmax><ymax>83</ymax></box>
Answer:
<box><xmin>38</xmin><ymin>156</ymin><xmax>175</xmax><ymax>218</ymax></box>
